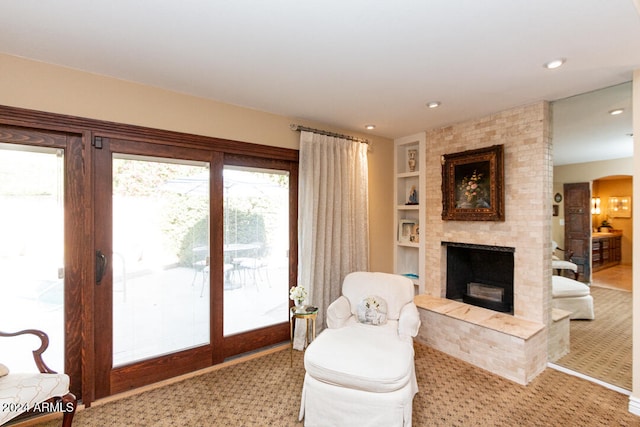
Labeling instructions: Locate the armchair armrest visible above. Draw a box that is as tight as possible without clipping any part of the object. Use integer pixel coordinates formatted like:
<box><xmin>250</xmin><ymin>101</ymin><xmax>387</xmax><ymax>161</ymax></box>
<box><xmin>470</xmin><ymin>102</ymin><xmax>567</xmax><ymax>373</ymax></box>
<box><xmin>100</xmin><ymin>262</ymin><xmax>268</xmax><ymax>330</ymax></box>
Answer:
<box><xmin>326</xmin><ymin>296</ymin><xmax>352</xmax><ymax>329</ymax></box>
<box><xmin>0</xmin><ymin>329</ymin><xmax>56</xmax><ymax>374</ymax></box>
<box><xmin>398</xmin><ymin>303</ymin><xmax>421</xmax><ymax>339</ymax></box>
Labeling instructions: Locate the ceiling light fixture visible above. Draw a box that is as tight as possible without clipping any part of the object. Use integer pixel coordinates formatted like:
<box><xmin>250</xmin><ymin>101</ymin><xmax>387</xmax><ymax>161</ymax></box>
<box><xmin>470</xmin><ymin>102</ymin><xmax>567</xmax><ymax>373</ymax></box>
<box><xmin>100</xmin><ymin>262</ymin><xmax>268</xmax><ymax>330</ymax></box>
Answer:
<box><xmin>609</xmin><ymin>109</ymin><xmax>624</xmax><ymax>116</ymax></box>
<box><xmin>365</xmin><ymin>124</ymin><xmax>376</xmax><ymax>130</ymax></box>
<box><xmin>543</xmin><ymin>58</ymin><xmax>566</xmax><ymax>69</ymax></box>
<box><xmin>426</xmin><ymin>101</ymin><xmax>441</xmax><ymax>109</ymax></box>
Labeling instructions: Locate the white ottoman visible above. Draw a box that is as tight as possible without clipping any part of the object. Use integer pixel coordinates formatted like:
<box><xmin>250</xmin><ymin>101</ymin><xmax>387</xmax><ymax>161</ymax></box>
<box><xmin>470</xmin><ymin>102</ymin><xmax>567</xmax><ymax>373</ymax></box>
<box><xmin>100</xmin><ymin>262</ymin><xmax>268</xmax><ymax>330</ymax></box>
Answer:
<box><xmin>300</xmin><ymin>325</ymin><xmax>417</xmax><ymax>426</ymax></box>
<box><xmin>552</xmin><ymin>276</ymin><xmax>595</xmax><ymax>320</ymax></box>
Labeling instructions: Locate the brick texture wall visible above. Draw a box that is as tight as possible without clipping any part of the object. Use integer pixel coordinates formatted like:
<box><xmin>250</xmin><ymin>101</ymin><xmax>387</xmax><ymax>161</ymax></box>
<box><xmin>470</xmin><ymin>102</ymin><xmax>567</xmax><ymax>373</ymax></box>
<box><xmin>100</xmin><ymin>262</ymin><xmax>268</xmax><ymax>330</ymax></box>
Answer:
<box><xmin>418</xmin><ymin>101</ymin><xmax>553</xmax><ymax>383</ymax></box>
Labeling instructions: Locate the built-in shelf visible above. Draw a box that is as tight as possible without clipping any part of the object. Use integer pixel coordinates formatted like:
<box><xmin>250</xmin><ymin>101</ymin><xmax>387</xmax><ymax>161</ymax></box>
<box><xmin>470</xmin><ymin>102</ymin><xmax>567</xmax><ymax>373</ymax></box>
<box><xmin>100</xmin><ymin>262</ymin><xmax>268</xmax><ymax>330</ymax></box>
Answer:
<box><xmin>397</xmin><ymin>171</ymin><xmax>420</xmax><ymax>179</ymax></box>
<box><xmin>393</xmin><ymin>132</ymin><xmax>426</xmax><ymax>294</ymax></box>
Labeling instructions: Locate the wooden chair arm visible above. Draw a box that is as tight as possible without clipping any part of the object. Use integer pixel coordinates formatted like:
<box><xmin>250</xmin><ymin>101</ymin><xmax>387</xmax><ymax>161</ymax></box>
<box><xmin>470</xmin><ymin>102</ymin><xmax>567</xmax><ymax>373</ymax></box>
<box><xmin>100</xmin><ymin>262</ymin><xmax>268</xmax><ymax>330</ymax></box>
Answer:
<box><xmin>555</xmin><ymin>245</ymin><xmax>574</xmax><ymax>261</ymax></box>
<box><xmin>0</xmin><ymin>329</ymin><xmax>56</xmax><ymax>374</ymax></box>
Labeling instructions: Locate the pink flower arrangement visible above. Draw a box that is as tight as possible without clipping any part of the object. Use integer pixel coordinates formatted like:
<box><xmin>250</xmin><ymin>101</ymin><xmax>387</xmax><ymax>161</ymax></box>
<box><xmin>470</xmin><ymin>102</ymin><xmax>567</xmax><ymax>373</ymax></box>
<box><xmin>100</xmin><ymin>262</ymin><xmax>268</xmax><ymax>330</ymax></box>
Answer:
<box><xmin>459</xmin><ymin>170</ymin><xmax>484</xmax><ymax>202</ymax></box>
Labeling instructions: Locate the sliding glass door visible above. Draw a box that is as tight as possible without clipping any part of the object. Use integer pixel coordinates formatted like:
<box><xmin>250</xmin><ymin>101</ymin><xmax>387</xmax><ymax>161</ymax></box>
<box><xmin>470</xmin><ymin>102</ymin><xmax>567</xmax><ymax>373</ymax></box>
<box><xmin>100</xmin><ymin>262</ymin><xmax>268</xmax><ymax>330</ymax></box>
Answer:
<box><xmin>223</xmin><ymin>166</ymin><xmax>290</xmax><ymax>335</ymax></box>
<box><xmin>94</xmin><ymin>138</ymin><xmax>218</xmax><ymax>397</ymax></box>
<box><xmin>93</xmin><ymin>140</ymin><xmax>296</xmax><ymax>396</ymax></box>
<box><xmin>0</xmin><ymin>107</ymin><xmax>299</xmax><ymax>405</ymax></box>
<box><xmin>111</xmin><ymin>155</ymin><xmax>211</xmax><ymax>366</ymax></box>
<box><xmin>0</xmin><ymin>143</ymin><xmax>65</xmax><ymax>372</ymax></box>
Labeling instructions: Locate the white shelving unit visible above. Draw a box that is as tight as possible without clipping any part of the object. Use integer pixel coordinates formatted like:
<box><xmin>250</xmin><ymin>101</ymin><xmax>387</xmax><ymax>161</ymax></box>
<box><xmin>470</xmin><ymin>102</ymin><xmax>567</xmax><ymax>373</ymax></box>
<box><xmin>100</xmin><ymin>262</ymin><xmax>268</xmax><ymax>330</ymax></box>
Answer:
<box><xmin>393</xmin><ymin>132</ymin><xmax>426</xmax><ymax>294</ymax></box>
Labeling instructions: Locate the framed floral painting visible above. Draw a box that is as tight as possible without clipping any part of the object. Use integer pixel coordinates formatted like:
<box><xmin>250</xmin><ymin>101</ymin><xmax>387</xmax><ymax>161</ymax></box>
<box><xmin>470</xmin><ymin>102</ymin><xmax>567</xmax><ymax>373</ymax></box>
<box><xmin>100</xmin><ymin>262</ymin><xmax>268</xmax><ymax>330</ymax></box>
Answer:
<box><xmin>441</xmin><ymin>144</ymin><xmax>504</xmax><ymax>221</ymax></box>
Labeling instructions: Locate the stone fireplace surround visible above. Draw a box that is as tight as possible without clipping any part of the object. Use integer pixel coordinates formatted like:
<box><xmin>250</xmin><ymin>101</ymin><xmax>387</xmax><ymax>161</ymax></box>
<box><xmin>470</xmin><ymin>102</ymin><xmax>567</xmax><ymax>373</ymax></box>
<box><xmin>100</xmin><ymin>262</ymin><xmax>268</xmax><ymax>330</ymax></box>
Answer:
<box><xmin>413</xmin><ymin>101</ymin><xmax>554</xmax><ymax>385</ymax></box>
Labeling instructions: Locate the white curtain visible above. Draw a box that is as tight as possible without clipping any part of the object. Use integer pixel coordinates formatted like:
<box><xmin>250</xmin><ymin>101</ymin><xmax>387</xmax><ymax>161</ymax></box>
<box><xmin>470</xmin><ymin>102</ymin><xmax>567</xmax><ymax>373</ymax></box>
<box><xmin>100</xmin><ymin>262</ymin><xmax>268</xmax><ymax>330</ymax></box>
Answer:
<box><xmin>294</xmin><ymin>131</ymin><xmax>369</xmax><ymax>349</ymax></box>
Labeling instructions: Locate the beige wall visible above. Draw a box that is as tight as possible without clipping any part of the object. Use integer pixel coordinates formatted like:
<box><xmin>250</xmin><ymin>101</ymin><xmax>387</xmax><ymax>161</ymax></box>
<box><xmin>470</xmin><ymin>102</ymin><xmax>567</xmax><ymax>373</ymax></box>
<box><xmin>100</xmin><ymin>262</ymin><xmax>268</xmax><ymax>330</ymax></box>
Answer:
<box><xmin>553</xmin><ymin>157</ymin><xmax>633</xmax><ymax>183</ymax></box>
<box><xmin>0</xmin><ymin>53</ymin><xmax>395</xmax><ymax>273</ymax></box>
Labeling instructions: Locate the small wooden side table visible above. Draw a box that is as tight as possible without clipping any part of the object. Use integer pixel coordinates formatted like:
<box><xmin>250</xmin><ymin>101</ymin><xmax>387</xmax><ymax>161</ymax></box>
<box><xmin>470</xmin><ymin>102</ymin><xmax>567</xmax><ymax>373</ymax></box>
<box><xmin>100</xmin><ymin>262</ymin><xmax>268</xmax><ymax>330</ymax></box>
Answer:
<box><xmin>290</xmin><ymin>306</ymin><xmax>318</xmax><ymax>366</ymax></box>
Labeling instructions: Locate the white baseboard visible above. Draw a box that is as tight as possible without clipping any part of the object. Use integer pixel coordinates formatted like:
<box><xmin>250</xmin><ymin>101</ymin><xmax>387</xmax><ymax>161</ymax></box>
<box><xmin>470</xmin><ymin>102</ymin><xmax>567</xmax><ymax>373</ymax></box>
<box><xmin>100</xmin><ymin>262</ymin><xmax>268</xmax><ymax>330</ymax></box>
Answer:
<box><xmin>629</xmin><ymin>395</ymin><xmax>640</xmax><ymax>416</ymax></box>
<box><xmin>547</xmin><ymin>362</ymin><xmax>631</xmax><ymax>396</ymax></box>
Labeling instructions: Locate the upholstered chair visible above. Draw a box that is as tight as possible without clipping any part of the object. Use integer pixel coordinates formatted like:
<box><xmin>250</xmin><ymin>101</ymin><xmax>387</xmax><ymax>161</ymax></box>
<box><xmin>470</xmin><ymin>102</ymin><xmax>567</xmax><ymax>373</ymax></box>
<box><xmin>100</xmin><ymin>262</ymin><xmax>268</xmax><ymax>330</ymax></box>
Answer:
<box><xmin>552</xmin><ymin>240</ymin><xmax>579</xmax><ymax>280</ymax></box>
<box><xmin>0</xmin><ymin>329</ymin><xmax>76</xmax><ymax>426</ymax></box>
<box><xmin>299</xmin><ymin>271</ymin><xmax>421</xmax><ymax>427</ymax></box>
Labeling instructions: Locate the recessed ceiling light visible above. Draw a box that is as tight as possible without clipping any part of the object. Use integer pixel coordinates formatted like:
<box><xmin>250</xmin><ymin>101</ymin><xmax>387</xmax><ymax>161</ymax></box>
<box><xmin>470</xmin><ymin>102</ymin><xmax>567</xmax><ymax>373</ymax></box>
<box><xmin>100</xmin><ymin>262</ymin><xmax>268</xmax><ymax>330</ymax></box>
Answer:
<box><xmin>609</xmin><ymin>109</ymin><xmax>624</xmax><ymax>116</ymax></box>
<box><xmin>543</xmin><ymin>58</ymin><xmax>566</xmax><ymax>69</ymax></box>
<box><xmin>365</xmin><ymin>124</ymin><xmax>376</xmax><ymax>130</ymax></box>
<box><xmin>426</xmin><ymin>101</ymin><xmax>441</xmax><ymax>109</ymax></box>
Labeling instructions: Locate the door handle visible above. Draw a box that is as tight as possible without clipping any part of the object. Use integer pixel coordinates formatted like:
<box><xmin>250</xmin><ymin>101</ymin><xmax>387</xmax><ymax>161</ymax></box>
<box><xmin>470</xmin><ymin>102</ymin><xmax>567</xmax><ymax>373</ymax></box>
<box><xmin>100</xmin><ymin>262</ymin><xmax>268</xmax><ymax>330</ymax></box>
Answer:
<box><xmin>96</xmin><ymin>250</ymin><xmax>107</xmax><ymax>284</ymax></box>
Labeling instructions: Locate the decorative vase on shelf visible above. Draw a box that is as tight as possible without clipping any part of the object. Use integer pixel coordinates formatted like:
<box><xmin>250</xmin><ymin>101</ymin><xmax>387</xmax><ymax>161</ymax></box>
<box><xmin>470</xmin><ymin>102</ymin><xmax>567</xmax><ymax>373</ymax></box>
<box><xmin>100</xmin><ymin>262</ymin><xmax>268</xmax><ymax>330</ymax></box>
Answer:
<box><xmin>295</xmin><ymin>300</ymin><xmax>305</xmax><ymax>312</ymax></box>
<box><xmin>407</xmin><ymin>149</ymin><xmax>417</xmax><ymax>172</ymax></box>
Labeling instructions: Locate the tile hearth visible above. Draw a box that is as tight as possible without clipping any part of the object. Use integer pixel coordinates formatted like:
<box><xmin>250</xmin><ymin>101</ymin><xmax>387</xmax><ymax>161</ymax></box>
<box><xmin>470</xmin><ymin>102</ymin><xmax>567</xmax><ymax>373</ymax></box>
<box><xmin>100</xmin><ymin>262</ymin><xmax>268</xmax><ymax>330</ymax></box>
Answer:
<box><xmin>414</xmin><ymin>294</ymin><xmax>546</xmax><ymax>385</ymax></box>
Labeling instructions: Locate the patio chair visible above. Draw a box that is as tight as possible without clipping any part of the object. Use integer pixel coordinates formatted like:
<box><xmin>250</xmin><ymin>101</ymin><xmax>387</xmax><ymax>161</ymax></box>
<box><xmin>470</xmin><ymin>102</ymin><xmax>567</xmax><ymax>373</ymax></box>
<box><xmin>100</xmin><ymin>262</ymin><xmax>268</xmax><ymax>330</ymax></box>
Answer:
<box><xmin>232</xmin><ymin>243</ymin><xmax>270</xmax><ymax>289</ymax></box>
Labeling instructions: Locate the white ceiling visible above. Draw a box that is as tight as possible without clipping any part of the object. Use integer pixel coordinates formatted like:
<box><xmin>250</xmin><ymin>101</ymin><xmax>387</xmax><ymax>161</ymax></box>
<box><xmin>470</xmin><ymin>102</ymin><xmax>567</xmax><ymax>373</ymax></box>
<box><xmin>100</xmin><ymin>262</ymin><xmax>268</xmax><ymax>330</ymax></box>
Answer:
<box><xmin>552</xmin><ymin>82</ymin><xmax>633</xmax><ymax>166</ymax></box>
<box><xmin>1</xmin><ymin>0</ymin><xmax>639</xmax><ymax>165</ymax></box>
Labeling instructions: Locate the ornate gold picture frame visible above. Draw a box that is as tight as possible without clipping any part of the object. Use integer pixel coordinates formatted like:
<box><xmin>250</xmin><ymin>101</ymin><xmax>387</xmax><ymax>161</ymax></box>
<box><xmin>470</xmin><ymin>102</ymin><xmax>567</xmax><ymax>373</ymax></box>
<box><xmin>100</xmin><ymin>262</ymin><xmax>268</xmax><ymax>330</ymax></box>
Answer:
<box><xmin>441</xmin><ymin>145</ymin><xmax>504</xmax><ymax>221</ymax></box>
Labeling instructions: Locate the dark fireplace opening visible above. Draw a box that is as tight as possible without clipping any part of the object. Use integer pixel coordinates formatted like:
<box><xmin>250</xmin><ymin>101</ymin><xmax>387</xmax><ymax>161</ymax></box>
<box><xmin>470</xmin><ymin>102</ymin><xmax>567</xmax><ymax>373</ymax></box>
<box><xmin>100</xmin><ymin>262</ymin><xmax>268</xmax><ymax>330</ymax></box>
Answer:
<box><xmin>443</xmin><ymin>242</ymin><xmax>514</xmax><ymax>313</ymax></box>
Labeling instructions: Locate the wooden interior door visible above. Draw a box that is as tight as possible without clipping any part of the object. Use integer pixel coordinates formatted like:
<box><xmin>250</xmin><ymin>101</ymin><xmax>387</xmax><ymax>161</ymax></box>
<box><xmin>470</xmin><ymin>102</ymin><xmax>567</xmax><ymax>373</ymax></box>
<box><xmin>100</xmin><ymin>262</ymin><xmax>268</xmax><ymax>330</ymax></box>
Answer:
<box><xmin>564</xmin><ymin>182</ymin><xmax>591</xmax><ymax>282</ymax></box>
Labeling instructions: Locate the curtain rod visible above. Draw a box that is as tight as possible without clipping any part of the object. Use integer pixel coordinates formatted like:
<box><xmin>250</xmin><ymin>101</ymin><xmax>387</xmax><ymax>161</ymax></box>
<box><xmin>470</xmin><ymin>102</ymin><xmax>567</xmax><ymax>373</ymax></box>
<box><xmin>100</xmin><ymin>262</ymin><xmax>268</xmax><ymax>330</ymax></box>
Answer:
<box><xmin>289</xmin><ymin>124</ymin><xmax>370</xmax><ymax>144</ymax></box>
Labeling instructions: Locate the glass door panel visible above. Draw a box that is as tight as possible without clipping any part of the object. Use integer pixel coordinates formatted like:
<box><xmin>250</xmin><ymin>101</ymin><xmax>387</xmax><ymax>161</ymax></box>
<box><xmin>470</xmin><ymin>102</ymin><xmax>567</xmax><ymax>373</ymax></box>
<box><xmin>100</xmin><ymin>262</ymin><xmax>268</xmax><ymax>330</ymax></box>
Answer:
<box><xmin>0</xmin><ymin>143</ymin><xmax>64</xmax><ymax>372</ymax></box>
<box><xmin>112</xmin><ymin>155</ymin><xmax>210</xmax><ymax>366</ymax></box>
<box><xmin>223</xmin><ymin>166</ymin><xmax>290</xmax><ymax>335</ymax></box>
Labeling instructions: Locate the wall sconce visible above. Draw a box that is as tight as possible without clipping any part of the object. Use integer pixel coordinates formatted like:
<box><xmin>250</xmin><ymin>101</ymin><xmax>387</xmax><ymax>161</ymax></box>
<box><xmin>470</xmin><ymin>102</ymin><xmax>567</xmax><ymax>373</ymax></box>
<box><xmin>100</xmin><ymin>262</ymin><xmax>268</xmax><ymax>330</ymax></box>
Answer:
<box><xmin>591</xmin><ymin>197</ymin><xmax>601</xmax><ymax>215</ymax></box>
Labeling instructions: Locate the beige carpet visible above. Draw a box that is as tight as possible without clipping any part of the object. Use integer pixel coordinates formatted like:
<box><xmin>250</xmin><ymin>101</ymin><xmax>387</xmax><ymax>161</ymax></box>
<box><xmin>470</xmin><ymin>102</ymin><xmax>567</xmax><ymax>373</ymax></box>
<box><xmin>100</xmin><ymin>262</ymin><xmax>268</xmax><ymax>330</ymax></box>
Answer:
<box><xmin>556</xmin><ymin>285</ymin><xmax>632</xmax><ymax>390</ymax></box>
<box><xmin>26</xmin><ymin>341</ymin><xmax>639</xmax><ymax>427</ymax></box>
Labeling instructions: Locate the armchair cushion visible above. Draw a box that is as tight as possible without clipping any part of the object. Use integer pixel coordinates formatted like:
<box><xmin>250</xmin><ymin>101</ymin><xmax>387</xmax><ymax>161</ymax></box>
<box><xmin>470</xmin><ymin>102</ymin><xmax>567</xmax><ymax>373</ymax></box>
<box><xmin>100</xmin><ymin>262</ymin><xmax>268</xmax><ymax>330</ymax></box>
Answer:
<box><xmin>0</xmin><ymin>373</ymin><xmax>70</xmax><ymax>424</ymax></box>
<box><xmin>552</xmin><ymin>259</ymin><xmax>578</xmax><ymax>273</ymax></box>
<box><xmin>304</xmin><ymin>325</ymin><xmax>415</xmax><ymax>393</ymax></box>
<box><xmin>0</xmin><ymin>364</ymin><xmax>8</xmax><ymax>377</ymax></box>
<box><xmin>356</xmin><ymin>295</ymin><xmax>388</xmax><ymax>325</ymax></box>
<box><xmin>0</xmin><ymin>329</ymin><xmax>76</xmax><ymax>426</ymax></box>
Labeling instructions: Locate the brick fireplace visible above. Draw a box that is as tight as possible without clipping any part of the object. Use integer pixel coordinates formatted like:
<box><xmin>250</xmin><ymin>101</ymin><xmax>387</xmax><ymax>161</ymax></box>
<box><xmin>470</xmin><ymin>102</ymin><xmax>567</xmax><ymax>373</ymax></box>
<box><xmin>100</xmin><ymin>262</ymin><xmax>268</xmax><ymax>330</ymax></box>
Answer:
<box><xmin>414</xmin><ymin>101</ymin><xmax>554</xmax><ymax>384</ymax></box>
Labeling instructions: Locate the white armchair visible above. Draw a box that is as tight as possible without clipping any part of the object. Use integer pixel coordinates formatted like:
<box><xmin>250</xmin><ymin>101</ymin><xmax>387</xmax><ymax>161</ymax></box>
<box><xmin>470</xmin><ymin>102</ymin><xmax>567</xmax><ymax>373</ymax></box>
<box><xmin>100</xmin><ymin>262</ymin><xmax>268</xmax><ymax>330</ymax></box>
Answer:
<box><xmin>299</xmin><ymin>272</ymin><xmax>420</xmax><ymax>427</ymax></box>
